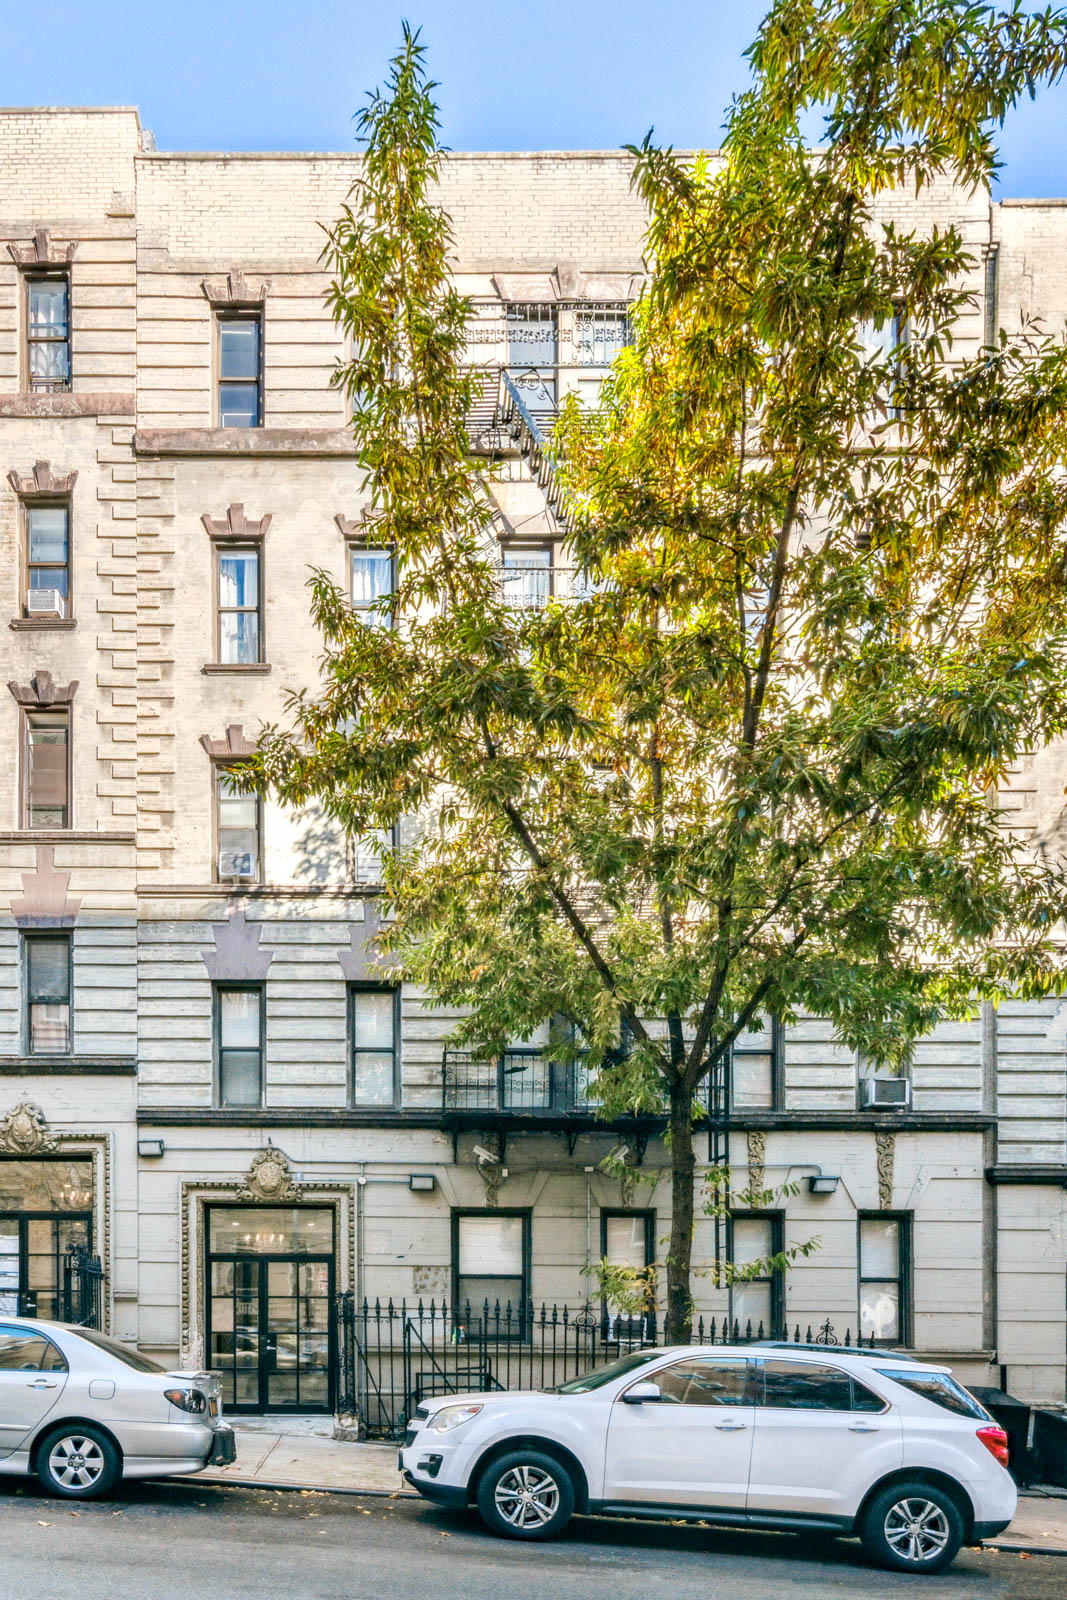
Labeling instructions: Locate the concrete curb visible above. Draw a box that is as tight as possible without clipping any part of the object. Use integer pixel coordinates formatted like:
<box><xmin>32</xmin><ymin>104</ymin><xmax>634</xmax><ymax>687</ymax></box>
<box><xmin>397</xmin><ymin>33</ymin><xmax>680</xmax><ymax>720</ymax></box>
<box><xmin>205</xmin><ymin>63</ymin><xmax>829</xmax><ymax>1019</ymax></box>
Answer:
<box><xmin>168</xmin><ymin>1474</ymin><xmax>418</xmax><ymax>1499</ymax></box>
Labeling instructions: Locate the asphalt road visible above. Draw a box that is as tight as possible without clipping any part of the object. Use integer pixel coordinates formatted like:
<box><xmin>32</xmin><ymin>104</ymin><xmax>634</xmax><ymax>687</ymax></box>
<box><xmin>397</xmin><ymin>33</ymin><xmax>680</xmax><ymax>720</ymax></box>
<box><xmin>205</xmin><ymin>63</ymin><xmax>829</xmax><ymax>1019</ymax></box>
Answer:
<box><xmin>0</xmin><ymin>1477</ymin><xmax>1062</xmax><ymax>1600</ymax></box>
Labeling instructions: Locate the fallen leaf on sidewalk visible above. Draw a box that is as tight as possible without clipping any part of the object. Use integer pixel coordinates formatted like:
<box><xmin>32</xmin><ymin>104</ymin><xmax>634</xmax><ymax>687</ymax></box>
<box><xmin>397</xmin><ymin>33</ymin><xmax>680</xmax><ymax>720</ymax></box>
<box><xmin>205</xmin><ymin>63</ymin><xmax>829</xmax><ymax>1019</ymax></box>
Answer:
<box><xmin>37</xmin><ymin>1520</ymin><xmax>50</xmax><ymax>1526</ymax></box>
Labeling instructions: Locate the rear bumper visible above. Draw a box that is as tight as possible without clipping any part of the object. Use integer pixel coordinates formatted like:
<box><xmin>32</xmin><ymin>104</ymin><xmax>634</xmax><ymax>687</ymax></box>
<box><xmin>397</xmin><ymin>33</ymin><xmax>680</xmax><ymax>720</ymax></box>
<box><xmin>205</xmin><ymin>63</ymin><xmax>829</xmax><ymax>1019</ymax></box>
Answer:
<box><xmin>403</xmin><ymin>1469</ymin><xmax>467</xmax><ymax>1508</ymax></box>
<box><xmin>974</xmin><ymin>1518</ymin><xmax>1013</xmax><ymax>1541</ymax></box>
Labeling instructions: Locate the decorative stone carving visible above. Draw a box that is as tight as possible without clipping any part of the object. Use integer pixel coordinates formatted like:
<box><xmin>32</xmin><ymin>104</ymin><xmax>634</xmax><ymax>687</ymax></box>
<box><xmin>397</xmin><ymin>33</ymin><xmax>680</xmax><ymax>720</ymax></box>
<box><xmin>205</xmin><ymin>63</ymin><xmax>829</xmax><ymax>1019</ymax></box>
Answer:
<box><xmin>7</xmin><ymin>230</ymin><xmax>77</xmax><ymax>268</ymax></box>
<box><xmin>0</xmin><ymin>1101</ymin><xmax>59</xmax><ymax>1156</ymax></box>
<box><xmin>334</xmin><ymin>513</ymin><xmax>384</xmax><ymax>543</ymax></box>
<box><xmin>747</xmin><ymin>1129</ymin><xmax>766</xmax><ymax>1195</ymax></box>
<box><xmin>201</xmin><ymin>271</ymin><xmax>270</xmax><ymax>306</ymax></box>
<box><xmin>10</xmin><ymin>845</ymin><xmax>81</xmax><ymax>927</ymax></box>
<box><xmin>876</xmin><ymin>1131</ymin><xmax>895</xmax><ymax>1209</ymax></box>
<box><xmin>201</xmin><ymin>504</ymin><xmax>272</xmax><ymax>543</ymax></box>
<box><xmin>8</xmin><ymin>668</ymin><xmax>78</xmax><ymax>706</ymax></box>
<box><xmin>199</xmin><ymin>723</ymin><xmax>258</xmax><ymax>759</ymax></box>
<box><xmin>201</xmin><ymin>905</ymin><xmax>273</xmax><ymax>981</ymax></box>
<box><xmin>7</xmin><ymin>461</ymin><xmax>78</xmax><ymax>498</ymax></box>
<box><xmin>237</xmin><ymin>1147</ymin><xmax>298</xmax><ymax>1203</ymax></box>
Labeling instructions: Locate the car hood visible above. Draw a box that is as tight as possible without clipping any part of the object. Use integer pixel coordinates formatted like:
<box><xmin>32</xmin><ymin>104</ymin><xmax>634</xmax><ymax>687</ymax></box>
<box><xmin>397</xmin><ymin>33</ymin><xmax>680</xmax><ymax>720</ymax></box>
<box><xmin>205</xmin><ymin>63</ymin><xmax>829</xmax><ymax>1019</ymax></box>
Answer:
<box><xmin>418</xmin><ymin>1389</ymin><xmax>548</xmax><ymax>1415</ymax></box>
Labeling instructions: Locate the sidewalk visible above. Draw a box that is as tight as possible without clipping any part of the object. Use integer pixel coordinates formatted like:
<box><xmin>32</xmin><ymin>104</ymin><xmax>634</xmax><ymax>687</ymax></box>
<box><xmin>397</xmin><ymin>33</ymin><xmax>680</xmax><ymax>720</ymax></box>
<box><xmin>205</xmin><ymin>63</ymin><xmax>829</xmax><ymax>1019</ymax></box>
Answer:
<box><xmin>185</xmin><ymin>1426</ymin><xmax>1067</xmax><ymax>1551</ymax></box>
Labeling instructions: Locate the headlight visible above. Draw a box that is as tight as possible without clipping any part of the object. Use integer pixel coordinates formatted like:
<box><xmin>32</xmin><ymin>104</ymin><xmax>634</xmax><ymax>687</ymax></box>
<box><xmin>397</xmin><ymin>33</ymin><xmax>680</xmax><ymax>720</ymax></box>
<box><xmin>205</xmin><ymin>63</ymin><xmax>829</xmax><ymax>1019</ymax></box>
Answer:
<box><xmin>426</xmin><ymin>1403</ymin><xmax>483</xmax><ymax>1434</ymax></box>
<box><xmin>164</xmin><ymin>1387</ymin><xmax>208</xmax><ymax>1415</ymax></box>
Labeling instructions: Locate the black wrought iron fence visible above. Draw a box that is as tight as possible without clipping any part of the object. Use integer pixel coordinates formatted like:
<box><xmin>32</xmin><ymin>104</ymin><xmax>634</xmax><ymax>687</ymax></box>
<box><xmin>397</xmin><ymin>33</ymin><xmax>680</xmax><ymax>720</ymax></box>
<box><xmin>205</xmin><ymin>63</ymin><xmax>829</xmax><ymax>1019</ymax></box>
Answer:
<box><xmin>61</xmin><ymin>1245</ymin><xmax>104</xmax><ymax>1328</ymax></box>
<box><xmin>334</xmin><ymin>1294</ymin><xmax>875</xmax><ymax>1440</ymax></box>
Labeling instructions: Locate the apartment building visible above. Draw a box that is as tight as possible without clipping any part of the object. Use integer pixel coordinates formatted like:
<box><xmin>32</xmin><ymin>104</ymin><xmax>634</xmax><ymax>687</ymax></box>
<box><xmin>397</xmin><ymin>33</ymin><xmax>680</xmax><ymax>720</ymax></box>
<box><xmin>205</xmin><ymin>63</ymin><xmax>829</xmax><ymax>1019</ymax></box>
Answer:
<box><xmin>0</xmin><ymin>106</ymin><xmax>1064</xmax><ymax>1420</ymax></box>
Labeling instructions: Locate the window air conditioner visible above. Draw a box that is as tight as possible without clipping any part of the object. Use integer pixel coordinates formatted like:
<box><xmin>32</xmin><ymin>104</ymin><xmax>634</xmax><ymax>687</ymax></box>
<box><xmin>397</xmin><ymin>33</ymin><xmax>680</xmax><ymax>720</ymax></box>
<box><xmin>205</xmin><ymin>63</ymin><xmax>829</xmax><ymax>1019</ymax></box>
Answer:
<box><xmin>859</xmin><ymin>1075</ymin><xmax>912</xmax><ymax>1109</ymax></box>
<box><xmin>217</xmin><ymin>850</ymin><xmax>257</xmax><ymax>881</ymax></box>
<box><xmin>27</xmin><ymin>588</ymin><xmax>66</xmax><ymax>619</ymax></box>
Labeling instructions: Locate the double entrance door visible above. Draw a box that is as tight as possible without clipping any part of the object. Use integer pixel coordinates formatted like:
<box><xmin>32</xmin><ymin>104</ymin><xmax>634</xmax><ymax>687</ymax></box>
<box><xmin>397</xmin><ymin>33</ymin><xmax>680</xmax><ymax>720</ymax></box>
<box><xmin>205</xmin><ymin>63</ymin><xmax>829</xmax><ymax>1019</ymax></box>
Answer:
<box><xmin>206</xmin><ymin>1206</ymin><xmax>335</xmax><ymax>1414</ymax></box>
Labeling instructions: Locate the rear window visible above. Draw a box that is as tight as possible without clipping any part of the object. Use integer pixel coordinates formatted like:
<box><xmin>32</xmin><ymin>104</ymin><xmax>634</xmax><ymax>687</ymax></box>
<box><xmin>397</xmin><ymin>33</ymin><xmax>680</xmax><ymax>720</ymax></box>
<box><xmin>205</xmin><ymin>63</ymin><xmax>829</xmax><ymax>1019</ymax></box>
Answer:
<box><xmin>70</xmin><ymin>1327</ymin><xmax>167</xmax><ymax>1374</ymax></box>
<box><xmin>757</xmin><ymin>1359</ymin><xmax>887</xmax><ymax>1413</ymax></box>
<box><xmin>878</xmin><ymin>1370</ymin><xmax>990</xmax><ymax>1420</ymax></box>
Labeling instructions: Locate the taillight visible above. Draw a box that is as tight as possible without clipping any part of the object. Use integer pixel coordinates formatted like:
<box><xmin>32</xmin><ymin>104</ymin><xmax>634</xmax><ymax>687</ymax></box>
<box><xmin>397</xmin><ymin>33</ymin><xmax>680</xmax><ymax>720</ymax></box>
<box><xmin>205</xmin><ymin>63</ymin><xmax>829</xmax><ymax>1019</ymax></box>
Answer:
<box><xmin>164</xmin><ymin>1387</ymin><xmax>208</xmax><ymax>1415</ymax></box>
<box><xmin>976</xmin><ymin>1424</ymin><xmax>1010</xmax><ymax>1469</ymax></box>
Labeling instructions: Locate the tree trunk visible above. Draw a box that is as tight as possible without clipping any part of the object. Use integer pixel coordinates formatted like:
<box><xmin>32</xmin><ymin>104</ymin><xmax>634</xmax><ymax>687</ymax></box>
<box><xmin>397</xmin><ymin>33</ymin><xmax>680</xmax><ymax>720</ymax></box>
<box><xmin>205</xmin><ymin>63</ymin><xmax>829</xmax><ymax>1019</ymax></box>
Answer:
<box><xmin>663</xmin><ymin>1080</ymin><xmax>696</xmax><ymax>1342</ymax></box>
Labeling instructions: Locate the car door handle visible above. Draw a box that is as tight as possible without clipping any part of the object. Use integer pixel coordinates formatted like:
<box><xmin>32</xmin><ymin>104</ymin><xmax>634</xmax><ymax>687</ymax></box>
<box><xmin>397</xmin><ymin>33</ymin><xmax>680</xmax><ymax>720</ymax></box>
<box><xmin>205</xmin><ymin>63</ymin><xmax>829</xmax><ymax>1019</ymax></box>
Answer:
<box><xmin>27</xmin><ymin>1380</ymin><xmax>58</xmax><ymax>1390</ymax></box>
<box><xmin>714</xmin><ymin>1420</ymin><xmax>747</xmax><ymax>1430</ymax></box>
<box><xmin>848</xmin><ymin>1423</ymin><xmax>879</xmax><ymax>1432</ymax></box>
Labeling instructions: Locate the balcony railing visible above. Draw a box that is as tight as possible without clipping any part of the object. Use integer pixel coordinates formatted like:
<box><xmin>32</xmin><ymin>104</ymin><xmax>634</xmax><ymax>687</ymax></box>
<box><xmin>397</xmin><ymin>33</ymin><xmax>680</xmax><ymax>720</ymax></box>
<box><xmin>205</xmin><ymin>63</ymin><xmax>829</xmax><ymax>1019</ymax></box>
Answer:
<box><xmin>443</xmin><ymin>1050</ymin><xmax>602</xmax><ymax>1114</ymax></box>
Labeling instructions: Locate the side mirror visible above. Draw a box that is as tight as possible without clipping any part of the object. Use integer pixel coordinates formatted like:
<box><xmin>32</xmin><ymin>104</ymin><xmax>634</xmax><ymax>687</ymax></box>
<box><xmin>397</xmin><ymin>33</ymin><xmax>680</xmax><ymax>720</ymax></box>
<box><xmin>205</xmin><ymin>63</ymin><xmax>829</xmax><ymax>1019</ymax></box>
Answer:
<box><xmin>622</xmin><ymin>1380</ymin><xmax>662</xmax><ymax>1405</ymax></box>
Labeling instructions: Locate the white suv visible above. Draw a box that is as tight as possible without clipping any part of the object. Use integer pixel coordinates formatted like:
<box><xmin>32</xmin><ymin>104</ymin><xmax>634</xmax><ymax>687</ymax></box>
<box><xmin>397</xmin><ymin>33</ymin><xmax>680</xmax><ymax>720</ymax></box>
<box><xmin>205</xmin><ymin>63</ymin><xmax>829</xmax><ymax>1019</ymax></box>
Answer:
<box><xmin>399</xmin><ymin>1344</ymin><xmax>1016</xmax><ymax>1574</ymax></box>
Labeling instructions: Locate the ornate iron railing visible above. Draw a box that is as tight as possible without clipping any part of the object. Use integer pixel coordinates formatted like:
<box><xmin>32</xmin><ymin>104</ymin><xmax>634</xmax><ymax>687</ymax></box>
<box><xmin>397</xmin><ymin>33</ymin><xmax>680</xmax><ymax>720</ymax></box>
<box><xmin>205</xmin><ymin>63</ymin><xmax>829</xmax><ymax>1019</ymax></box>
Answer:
<box><xmin>334</xmin><ymin>1295</ymin><xmax>876</xmax><ymax>1439</ymax></box>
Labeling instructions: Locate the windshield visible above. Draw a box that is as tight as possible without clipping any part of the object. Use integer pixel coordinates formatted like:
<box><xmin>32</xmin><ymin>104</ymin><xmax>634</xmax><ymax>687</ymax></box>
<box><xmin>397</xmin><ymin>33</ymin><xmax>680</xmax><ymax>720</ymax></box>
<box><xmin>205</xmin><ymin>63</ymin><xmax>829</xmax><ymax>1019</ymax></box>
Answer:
<box><xmin>554</xmin><ymin>1349</ymin><xmax>662</xmax><ymax>1394</ymax></box>
<box><xmin>71</xmin><ymin>1326</ymin><xmax>168</xmax><ymax>1374</ymax></box>
<box><xmin>878</xmin><ymin>1370</ymin><xmax>991</xmax><ymax>1420</ymax></box>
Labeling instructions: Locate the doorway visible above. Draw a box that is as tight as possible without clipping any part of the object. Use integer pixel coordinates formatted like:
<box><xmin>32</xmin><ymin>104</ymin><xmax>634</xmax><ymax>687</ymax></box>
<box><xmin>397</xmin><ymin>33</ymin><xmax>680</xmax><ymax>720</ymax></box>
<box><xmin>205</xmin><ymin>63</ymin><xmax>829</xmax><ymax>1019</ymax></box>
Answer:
<box><xmin>206</xmin><ymin>1206</ymin><xmax>335</xmax><ymax>1413</ymax></box>
<box><xmin>0</xmin><ymin>1158</ymin><xmax>94</xmax><ymax>1320</ymax></box>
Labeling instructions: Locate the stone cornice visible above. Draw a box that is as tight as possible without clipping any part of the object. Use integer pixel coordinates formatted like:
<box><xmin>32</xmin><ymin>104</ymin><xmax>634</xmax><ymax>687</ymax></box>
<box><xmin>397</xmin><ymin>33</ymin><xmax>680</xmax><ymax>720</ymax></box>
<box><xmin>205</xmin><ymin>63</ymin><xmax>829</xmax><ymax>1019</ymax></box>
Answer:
<box><xmin>201</xmin><ymin>504</ymin><xmax>272</xmax><ymax>543</ymax></box>
<box><xmin>199</xmin><ymin>723</ymin><xmax>258</xmax><ymax>760</ymax></box>
<box><xmin>7</xmin><ymin>229</ymin><xmax>78</xmax><ymax>268</ymax></box>
<box><xmin>7</xmin><ymin>460</ymin><xmax>77</xmax><ymax>498</ymax></box>
<box><xmin>8</xmin><ymin>668</ymin><xmax>78</xmax><ymax>706</ymax></box>
<box><xmin>201</xmin><ymin>270</ymin><xmax>270</xmax><ymax>305</ymax></box>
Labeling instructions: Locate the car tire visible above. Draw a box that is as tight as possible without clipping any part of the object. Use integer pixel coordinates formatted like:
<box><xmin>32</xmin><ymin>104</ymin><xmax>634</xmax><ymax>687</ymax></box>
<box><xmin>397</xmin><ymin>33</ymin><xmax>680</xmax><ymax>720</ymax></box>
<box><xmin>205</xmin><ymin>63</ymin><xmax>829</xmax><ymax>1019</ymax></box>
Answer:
<box><xmin>36</xmin><ymin>1424</ymin><xmax>121</xmax><ymax>1500</ymax></box>
<box><xmin>476</xmin><ymin>1449</ymin><xmax>575</xmax><ymax>1541</ymax></box>
<box><xmin>860</xmin><ymin>1481</ymin><xmax>964</xmax><ymax>1574</ymax></box>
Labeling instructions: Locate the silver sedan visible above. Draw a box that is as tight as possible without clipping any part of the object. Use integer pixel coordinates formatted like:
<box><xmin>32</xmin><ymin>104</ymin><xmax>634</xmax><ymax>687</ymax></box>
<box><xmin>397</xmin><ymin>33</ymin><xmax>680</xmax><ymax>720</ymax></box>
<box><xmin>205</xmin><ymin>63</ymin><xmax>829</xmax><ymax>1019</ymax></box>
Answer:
<box><xmin>0</xmin><ymin>1316</ymin><xmax>235</xmax><ymax>1498</ymax></box>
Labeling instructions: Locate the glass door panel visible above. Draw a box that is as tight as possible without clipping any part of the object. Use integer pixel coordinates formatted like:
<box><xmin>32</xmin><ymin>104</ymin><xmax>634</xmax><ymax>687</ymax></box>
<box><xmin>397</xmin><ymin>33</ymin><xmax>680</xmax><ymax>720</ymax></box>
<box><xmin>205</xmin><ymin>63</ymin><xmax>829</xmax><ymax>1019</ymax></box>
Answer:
<box><xmin>0</xmin><ymin>1219</ymin><xmax>18</xmax><ymax>1315</ymax></box>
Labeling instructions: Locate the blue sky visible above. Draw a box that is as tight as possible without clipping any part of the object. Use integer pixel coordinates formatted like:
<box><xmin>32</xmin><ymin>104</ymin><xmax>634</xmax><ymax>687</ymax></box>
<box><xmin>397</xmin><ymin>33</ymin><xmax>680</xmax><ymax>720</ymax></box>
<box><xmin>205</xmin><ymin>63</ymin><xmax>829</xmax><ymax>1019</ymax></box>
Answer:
<box><xmin>2</xmin><ymin>0</ymin><xmax>1065</xmax><ymax>195</ymax></box>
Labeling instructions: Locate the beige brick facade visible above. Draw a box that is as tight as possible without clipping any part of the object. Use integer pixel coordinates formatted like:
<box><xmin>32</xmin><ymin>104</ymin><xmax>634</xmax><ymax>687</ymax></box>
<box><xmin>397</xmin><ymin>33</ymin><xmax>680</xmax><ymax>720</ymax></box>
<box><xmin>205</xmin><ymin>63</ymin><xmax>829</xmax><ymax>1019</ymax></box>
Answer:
<box><xmin>0</xmin><ymin>108</ymin><xmax>1064</xmax><ymax>1412</ymax></box>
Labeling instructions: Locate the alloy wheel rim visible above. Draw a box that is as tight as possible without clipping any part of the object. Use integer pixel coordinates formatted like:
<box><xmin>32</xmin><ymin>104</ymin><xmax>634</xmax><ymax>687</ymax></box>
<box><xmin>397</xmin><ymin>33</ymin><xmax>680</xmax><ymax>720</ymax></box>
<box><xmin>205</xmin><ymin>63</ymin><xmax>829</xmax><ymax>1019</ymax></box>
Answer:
<box><xmin>883</xmin><ymin>1497</ymin><xmax>951</xmax><ymax>1563</ymax></box>
<box><xmin>49</xmin><ymin>1436</ymin><xmax>105</xmax><ymax>1489</ymax></box>
<box><xmin>494</xmin><ymin>1464</ymin><xmax>560</xmax><ymax>1528</ymax></box>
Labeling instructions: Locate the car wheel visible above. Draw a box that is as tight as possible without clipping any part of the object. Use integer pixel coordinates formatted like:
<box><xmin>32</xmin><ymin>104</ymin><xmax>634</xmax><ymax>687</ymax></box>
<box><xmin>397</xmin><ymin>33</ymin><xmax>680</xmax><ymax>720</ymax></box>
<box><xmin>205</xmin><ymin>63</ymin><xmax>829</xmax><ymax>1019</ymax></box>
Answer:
<box><xmin>476</xmin><ymin>1449</ymin><xmax>575</xmax><ymax>1541</ymax></box>
<box><xmin>37</xmin><ymin>1425</ymin><xmax>121</xmax><ymax>1500</ymax></box>
<box><xmin>861</xmin><ymin>1482</ymin><xmax>964</xmax><ymax>1574</ymax></box>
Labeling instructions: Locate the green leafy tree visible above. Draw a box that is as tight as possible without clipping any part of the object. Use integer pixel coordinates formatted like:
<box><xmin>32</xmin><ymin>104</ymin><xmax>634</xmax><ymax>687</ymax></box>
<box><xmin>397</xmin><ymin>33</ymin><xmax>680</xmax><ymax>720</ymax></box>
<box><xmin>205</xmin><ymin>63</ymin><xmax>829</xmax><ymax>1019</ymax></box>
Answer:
<box><xmin>238</xmin><ymin>10</ymin><xmax>1067</xmax><ymax>1340</ymax></box>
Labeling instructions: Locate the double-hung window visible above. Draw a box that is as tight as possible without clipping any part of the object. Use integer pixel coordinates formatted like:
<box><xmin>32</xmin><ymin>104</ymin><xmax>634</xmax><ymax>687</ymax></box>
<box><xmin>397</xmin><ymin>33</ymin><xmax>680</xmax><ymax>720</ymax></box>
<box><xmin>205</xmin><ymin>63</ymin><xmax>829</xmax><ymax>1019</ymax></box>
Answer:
<box><xmin>601</xmin><ymin>1210</ymin><xmax>655</xmax><ymax>1330</ymax></box>
<box><xmin>729</xmin><ymin>1017</ymin><xmax>782</xmax><ymax>1110</ymax></box>
<box><xmin>26</xmin><ymin>275</ymin><xmax>71</xmax><ymax>393</ymax></box>
<box><xmin>858</xmin><ymin>1213</ymin><xmax>911</xmax><ymax>1344</ymax></box>
<box><xmin>24</xmin><ymin>933</ymin><xmax>72</xmax><ymax>1054</ymax></box>
<box><xmin>217</xmin><ymin>314</ymin><xmax>262</xmax><ymax>428</ymax></box>
<box><xmin>215</xmin><ymin>985</ymin><xmax>264</xmax><ymax>1107</ymax></box>
<box><xmin>729</xmin><ymin>1211</ymin><xmax>784</xmax><ymax>1337</ymax></box>
<box><xmin>215</xmin><ymin>771</ymin><xmax>261</xmax><ymax>881</ymax></box>
<box><xmin>25</xmin><ymin>503</ymin><xmax>71</xmax><ymax>618</ymax></box>
<box><xmin>349</xmin><ymin>986</ymin><xmax>398</xmax><ymax>1107</ymax></box>
<box><xmin>217</xmin><ymin>546</ymin><xmax>262</xmax><ymax>663</ymax></box>
<box><xmin>23</xmin><ymin>709</ymin><xmax>71</xmax><ymax>828</ymax></box>
<box><xmin>452</xmin><ymin>1211</ymin><xmax>529</xmax><ymax>1327</ymax></box>
<box><xmin>350</xmin><ymin>545</ymin><xmax>394</xmax><ymax>627</ymax></box>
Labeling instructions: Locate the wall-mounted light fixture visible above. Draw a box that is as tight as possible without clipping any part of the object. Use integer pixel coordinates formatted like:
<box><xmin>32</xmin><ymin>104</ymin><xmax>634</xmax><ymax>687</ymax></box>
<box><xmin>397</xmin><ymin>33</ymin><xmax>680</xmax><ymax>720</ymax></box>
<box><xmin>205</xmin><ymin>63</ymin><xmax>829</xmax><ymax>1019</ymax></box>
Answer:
<box><xmin>807</xmin><ymin>1173</ymin><xmax>840</xmax><ymax>1195</ymax></box>
<box><xmin>137</xmin><ymin>1138</ymin><xmax>165</xmax><ymax>1159</ymax></box>
<box><xmin>409</xmin><ymin>1174</ymin><xmax>436</xmax><ymax>1192</ymax></box>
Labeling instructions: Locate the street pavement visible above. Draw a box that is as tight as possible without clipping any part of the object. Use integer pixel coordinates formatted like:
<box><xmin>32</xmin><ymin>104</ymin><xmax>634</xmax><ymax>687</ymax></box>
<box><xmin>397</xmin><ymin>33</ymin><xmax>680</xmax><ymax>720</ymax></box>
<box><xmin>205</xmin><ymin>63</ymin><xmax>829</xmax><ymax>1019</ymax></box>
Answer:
<box><xmin>0</xmin><ymin>1476</ymin><xmax>1064</xmax><ymax>1600</ymax></box>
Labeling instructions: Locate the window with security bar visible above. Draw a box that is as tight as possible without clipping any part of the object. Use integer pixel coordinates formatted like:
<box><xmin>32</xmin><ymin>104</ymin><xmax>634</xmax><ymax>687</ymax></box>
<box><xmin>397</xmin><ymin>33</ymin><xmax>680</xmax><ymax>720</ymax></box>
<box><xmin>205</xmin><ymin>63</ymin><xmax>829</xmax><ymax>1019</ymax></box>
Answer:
<box><xmin>24</xmin><ymin>934</ymin><xmax>72</xmax><ymax>1054</ymax></box>
<box><xmin>26</xmin><ymin>276</ymin><xmax>71</xmax><ymax>392</ymax></box>
<box><xmin>505</xmin><ymin>304</ymin><xmax>558</xmax><ymax>413</ymax></box>
<box><xmin>500</xmin><ymin>545</ymin><xmax>552</xmax><ymax>610</ymax></box>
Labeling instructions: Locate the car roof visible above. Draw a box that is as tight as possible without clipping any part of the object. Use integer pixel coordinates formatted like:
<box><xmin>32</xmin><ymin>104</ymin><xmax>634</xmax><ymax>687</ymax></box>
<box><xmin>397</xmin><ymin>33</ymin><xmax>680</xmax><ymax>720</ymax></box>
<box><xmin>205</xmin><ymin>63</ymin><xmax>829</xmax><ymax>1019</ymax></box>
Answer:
<box><xmin>654</xmin><ymin>1343</ymin><xmax>947</xmax><ymax>1373</ymax></box>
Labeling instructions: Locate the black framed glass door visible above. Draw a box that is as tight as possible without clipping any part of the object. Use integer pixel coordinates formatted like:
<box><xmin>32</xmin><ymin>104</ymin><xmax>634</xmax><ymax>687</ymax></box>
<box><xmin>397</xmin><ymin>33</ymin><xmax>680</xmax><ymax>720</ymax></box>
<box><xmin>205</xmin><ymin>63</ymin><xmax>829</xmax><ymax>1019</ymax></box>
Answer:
<box><xmin>206</xmin><ymin>1207</ymin><xmax>335</xmax><ymax>1413</ymax></box>
<box><xmin>0</xmin><ymin>1214</ymin><xmax>92</xmax><ymax>1320</ymax></box>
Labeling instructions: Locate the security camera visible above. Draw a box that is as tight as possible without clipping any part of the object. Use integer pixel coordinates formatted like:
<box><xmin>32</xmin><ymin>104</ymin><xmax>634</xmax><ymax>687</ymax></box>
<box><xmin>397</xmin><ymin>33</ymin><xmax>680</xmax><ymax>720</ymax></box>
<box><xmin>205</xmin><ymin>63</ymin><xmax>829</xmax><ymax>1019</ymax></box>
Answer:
<box><xmin>472</xmin><ymin>1144</ymin><xmax>499</xmax><ymax>1164</ymax></box>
